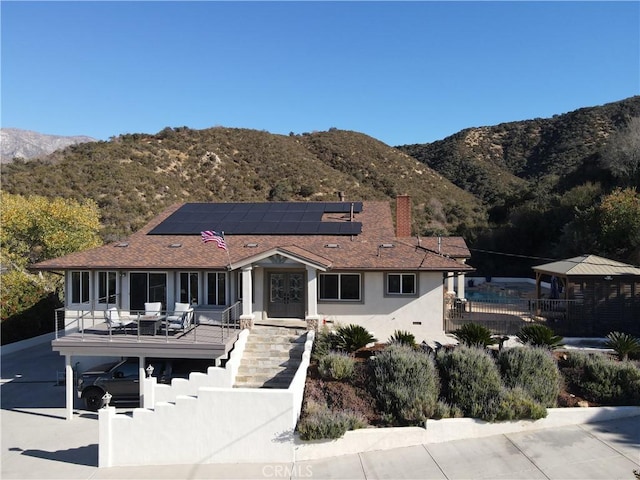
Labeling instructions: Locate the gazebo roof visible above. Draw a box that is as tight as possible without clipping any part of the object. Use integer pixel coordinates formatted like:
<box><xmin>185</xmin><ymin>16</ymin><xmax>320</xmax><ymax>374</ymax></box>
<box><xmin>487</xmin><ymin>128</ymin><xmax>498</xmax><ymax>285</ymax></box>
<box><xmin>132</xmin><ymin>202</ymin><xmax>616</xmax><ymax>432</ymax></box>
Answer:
<box><xmin>533</xmin><ymin>254</ymin><xmax>640</xmax><ymax>277</ymax></box>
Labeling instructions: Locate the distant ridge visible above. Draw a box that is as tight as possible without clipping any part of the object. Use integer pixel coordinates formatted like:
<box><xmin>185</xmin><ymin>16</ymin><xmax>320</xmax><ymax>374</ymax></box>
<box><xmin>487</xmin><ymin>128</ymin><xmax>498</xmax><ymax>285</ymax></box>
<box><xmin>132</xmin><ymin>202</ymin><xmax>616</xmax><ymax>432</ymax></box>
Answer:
<box><xmin>0</xmin><ymin>128</ymin><xmax>95</xmax><ymax>163</ymax></box>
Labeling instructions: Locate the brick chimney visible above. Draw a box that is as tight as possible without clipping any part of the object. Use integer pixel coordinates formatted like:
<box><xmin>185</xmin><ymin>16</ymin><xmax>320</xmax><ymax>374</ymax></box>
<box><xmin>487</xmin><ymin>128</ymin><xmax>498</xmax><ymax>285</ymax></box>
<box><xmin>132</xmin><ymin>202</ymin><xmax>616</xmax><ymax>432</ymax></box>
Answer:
<box><xmin>396</xmin><ymin>194</ymin><xmax>411</xmax><ymax>237</ymax></box>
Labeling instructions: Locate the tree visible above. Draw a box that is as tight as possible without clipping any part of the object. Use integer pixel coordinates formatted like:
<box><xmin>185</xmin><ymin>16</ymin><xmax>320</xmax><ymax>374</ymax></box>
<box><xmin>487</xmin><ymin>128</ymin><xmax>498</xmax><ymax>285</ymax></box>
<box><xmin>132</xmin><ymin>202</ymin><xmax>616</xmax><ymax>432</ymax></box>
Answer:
<box><xmin>1</xmin><ymin>193</ymin><xmax>102</xmax><ymax>321</ymax></box>
<box><xmin>602</xmin><ymin>117</ymin><xmax>640</xmax><ymax>188</ymax></box>
<box><xmin>597</xmin><ymin>187</ymin><xmax>640</xmax><ymax>263</ymax></box>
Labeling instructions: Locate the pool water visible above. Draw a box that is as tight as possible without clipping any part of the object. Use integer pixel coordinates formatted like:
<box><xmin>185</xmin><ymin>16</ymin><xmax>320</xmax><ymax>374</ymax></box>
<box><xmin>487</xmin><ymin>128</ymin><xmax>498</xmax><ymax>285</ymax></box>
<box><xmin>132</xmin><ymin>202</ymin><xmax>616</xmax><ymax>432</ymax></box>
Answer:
<box><xmin>466</xmin><ymin>290</ymin><xmax>521</xmax><ymax>302</ymax></box>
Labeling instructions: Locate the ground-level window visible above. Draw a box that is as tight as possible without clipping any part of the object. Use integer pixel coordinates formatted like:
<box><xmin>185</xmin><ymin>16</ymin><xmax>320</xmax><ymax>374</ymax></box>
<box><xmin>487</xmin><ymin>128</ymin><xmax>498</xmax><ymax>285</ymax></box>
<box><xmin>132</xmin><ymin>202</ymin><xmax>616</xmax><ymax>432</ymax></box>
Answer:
<box><xmin>98</xmin><ymin>271</ymin><xmax>117</xmax><ymax>304</ymax></box>
<box><xmin>319</xmin><ymin>273</ymin><xmax>361</xmax><ymax>301</ymax></box>
<box><xmin>130</xmin><ymin>272</ymin><xmax>167</xmax><ymax>311</ymax></box>
<box><xmin>179</xmin><ymin>272</ymin><xmax>199</xmax><ymax>305</ymax></box>
<box><xmin>386</xmin><ymin>273</ymin><xmax>417</xmax><ymax>295</ymax></box>
<box><xmin>207</xmin><ymin>272</ymin><xmax>226</xmax><ymax>305</ymax></box>
<box><xmin>71</xmin><ymin>271</ymin><xmax>90</xmax><ymax>305</ymax></box>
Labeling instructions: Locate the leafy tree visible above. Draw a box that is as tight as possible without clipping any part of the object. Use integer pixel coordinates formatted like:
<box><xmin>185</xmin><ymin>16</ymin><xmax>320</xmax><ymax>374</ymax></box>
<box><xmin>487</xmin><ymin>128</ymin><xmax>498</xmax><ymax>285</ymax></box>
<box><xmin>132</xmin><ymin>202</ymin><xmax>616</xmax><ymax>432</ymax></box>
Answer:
<box><xmin>597</xmin><ymin>187</ymin><xmax>640</xmax><ymax>261</ymax></box>
<box><xmin>1</xmin><ymin>193</ymin><xmax>102</xmax><ymax>322</ymax></box>
<box><xmin>601</xmin><ymin>117</ymin><xmax>640</xmax><ymax>188</ymax></box>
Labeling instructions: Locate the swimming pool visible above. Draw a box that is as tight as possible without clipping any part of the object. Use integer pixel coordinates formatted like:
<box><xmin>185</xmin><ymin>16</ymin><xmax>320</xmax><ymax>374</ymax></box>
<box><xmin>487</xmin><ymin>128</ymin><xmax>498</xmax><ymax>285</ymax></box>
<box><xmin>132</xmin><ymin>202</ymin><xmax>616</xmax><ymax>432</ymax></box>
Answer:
<box><xmin>466</xmin><ymin>290</ymin><xmax>521</xmax><ymax>302</ymax></box>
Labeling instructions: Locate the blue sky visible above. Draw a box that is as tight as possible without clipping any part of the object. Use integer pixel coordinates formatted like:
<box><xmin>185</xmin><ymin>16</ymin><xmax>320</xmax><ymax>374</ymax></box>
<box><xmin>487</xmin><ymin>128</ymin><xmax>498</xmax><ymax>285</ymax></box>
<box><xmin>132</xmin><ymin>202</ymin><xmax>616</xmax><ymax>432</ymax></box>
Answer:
<box><xmin>2</xmin><ymin>1</ymin><xmax>638</xmax><ymax>146</ymax></box>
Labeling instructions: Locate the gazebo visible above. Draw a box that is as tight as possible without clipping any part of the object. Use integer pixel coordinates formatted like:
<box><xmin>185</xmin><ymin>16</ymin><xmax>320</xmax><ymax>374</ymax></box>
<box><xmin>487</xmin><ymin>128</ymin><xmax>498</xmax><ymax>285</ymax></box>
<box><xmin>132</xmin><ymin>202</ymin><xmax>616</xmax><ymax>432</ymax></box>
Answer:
<box><xmin>532</xmin><ymin>254</ymin><xmax>640</xmax><ymax>336</ymax></box>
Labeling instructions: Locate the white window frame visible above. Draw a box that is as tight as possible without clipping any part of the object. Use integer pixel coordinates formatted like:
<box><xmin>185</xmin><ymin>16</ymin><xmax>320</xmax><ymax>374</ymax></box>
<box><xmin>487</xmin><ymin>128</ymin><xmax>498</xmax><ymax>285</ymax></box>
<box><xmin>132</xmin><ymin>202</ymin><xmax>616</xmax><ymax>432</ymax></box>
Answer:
<box><xmin>318</xmin><ymin>273</ymin><xmax>362</xmax><ymax>302</ymax></box>
<box><xmin>385</xmin><ymin>273</ymin><xmax>417</xmax><ymax>296</ymax></box>
<box><xmin>206</xmin><ymin>271</ymin><xmax>227</xmax><ymax>306</ymax></box>
<box><xmin>70</xmin><ymin>270</ymin><xmax>91</xmax><ymax>306</ymax></box>
<box><xmin>97</xmin><ymin>271</ymin><xmax>118</xmax><ymax>305</ymax></box>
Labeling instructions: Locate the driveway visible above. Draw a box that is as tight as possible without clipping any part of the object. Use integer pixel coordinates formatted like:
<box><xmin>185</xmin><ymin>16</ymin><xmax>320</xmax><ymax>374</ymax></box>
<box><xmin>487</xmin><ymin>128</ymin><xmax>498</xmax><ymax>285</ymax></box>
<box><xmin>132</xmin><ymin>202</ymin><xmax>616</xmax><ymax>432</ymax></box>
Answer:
<box><xmin>2</xmin><ymin>341</ymin><xmax>639</xmax><ymax>479</ymax></box>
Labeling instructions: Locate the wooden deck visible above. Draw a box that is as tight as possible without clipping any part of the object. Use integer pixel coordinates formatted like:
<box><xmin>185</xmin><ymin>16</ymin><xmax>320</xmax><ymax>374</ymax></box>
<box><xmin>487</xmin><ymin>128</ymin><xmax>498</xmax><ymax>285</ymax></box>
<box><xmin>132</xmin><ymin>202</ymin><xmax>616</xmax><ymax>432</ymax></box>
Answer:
<box><xmin>52</xmin><ymin>322</ymin><xmax>241</xmax><ymax>359</ymax></box>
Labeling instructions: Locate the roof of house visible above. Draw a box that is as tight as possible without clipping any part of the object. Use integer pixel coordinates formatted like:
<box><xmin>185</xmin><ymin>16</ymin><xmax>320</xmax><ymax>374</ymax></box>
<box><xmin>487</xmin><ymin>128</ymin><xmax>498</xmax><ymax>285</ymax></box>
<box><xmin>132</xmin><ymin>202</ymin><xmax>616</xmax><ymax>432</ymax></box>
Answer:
<box><xmin>31</xmin><ymin>201</ymin><xmax>473</xmax><ymax>272</ymax></box>
<box><xmin>533</xmin><ymin>254</ymin><xmax>640</xmax><ymax>277</ymax></box>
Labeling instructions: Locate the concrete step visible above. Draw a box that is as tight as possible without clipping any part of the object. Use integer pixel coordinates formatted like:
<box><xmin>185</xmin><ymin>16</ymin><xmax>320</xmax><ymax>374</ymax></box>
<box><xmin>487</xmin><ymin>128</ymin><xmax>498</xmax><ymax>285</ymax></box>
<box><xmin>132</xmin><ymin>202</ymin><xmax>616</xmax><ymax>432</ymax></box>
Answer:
<box><xmin>243</xmin><ymin>343</ymin><xmax>305</xmax><ymax>354</ymax></box>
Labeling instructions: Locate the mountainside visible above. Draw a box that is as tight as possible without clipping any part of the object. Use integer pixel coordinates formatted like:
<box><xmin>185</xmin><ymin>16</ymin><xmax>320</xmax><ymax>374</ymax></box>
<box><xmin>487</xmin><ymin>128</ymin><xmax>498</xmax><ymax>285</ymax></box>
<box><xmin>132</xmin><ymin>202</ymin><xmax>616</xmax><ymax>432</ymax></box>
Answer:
<box><xmin>397</xmin><ymin>96</ymin><xmax>640</xmax><ymax>206</ymax></box>
<box><xmin>0</xmin><ymin>128</ymin><xmax>95</xmax><ymax>163</ymax></box>
<box><xmin>1</xmin><ymin>127</ymin><xmax>485</xmax><ymax>241</ymax></box>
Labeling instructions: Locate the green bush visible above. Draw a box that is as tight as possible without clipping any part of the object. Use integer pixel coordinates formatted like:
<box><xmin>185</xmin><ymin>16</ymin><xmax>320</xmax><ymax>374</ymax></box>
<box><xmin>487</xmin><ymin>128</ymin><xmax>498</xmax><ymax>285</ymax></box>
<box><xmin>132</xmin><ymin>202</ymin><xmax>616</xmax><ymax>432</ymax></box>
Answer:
<box><xmin>432</xmin><ymin>401</ymin><xmax>464</xmax><ymax>420</ymax></box>
<box><xmin>517</xmin><ymin>324</ymin><xmax>563</xmax><ymax>349</ymax></box>
<box><xmin>436</xmin><ymin>346</ymin><xmax>503</xmax><ymax>421</ymax></box>
<box><xmin>563</xmin><ymin>352</ymin><xmax>640</xmax><ymax>405</ymax></box>
<box><xmin>370</xmin><ymin>344</ymin><xmax>440</xmax><ymax>425</ymax></box>
<box><xmin>388</xmin><ymin>329</ymin><xmax>417</xmax><ymax>347</ymax></box>
<box><xmin>311</xmin><ymin>325</ymin><xmax>338</xmax><ymax>361</ymax></box>
<box><xmin>494</xmin><ymin>387</ymin><xmax>547</xmax><ymax>421</ymax></box>
<box><xmin>498</xmin><ymin>347</ymin><xmax>560</xmax><ymax>407</ymax></box>
<box><xmin>297</xmin><ymin>407</ymin><xmax>367</xmax><ymax>440</ymax></box>
<box><xmin>335</xmin><ymin>324</ymin><xmax>377</xmax><ymax>353</ymax></box>
<box><xmin>605</xmin><ymin>331</ymin><xmax>640</xmax><ymax>361</ymax></box>
<box><xmin>452</xmin><ymin>323</ymin><xmax>497</xmax><ymax>348</ymax></box>
<box><xmin>318</xmin><ymin>352</ymin><xmax>355</xmax><ymax>381</ymax></box>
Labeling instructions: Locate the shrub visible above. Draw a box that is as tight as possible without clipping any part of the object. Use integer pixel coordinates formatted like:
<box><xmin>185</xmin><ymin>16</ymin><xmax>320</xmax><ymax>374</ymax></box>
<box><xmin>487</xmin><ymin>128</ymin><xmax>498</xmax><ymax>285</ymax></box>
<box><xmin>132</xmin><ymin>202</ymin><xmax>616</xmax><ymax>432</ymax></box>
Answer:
<box><xmin>370</xmin><ymin>344</ymin><xmax>440</xmax><ymax>425</ymax></box>
<box><xmin>436</xmin><ymin>346</ymin><xmax>503</xmax><ymax>421</ymax></box>
<box><xmin>452</xmin><ymin>323</ymin><xmax>497</xmax><ymax>348</ymax></box>
<box><xmin>297</xmin><ymin>407</ymin><xmax>367</xmax><ymax>440</ymax></box>
<box><xmin>318</xmin><ymin>352</ymin><xmax>355</xmax><ymax>381</ymax></box>
<box><xmin>432</xmin><ymin>401</ymin><xmax>464</xmax><ymax>420</ymax></box>
<box><xmin>494</xmin><ymin>387</ymin><xmax>547</xmax><ymax>421</ymax></box>
<box><xmin>498</xmin><ymin>347</ymin><xmax>561</xmax><ymax>407</ymax></box>
<box><xmin>605</xmin><ymin>331</ymin><xmax>640</xmax><ymax>361</ymax></box>
<box><xmin>563</xmin><ymin>352</ymin><xmax>640</xmax><ymax>405</ymax></box>
<box><xmin>334</xmin><ymin>324</ymin><xmax>377</xmax><ymax>353</ymax></box>
<box><xmin>388</xmin><ymin>330</ymin><xmax>417</xmax><ymax>347</ymax></box>
<box><xmin>517</xmin><ymin>324</ymin><xmax>563</xmax><ymax>349</ymax></box>
<box><xmin>311</xmin><ymin>325</ymin><xmax>338</xmax><ymax>361</ymax></box>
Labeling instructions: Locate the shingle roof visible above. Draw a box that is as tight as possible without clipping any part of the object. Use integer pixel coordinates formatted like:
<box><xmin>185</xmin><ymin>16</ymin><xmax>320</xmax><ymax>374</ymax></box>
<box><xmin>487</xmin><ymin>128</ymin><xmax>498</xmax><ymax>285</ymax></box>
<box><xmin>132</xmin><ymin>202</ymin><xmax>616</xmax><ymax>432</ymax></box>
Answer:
<box><xmin>533</xmin><ymin>254</ymin><xmax>640</xmax><ymax>276</ymax></box>
<box><xmin>31</xmin><ymin>201</ymin><xmax>473</xmax><ymax>272</ymax></box>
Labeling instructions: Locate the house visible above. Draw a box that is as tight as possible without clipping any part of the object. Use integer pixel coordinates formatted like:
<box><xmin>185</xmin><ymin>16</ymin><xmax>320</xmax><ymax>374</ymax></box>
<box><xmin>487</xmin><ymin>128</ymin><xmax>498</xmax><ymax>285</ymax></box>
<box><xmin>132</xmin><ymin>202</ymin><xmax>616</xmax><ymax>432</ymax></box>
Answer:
<box><xmin>532</xmin><ymin>254</ymin><xmax>640</xmax><ymax>336</ymax></box>
<box><xmin>32</xmin><ymin>195</ymin><xmax>473</xmax><ymax>419</ymax></box>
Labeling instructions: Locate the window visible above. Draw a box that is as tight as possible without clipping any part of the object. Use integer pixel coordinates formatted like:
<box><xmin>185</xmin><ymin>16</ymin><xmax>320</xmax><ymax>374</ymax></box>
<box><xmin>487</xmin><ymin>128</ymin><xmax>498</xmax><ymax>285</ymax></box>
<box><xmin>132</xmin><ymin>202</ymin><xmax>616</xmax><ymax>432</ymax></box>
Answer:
<box><xmin>386</xmin><ymin>273</ymin><xmax>416</xmax><ymax>295</ymax></box>
<box><xmin>207</xmin><ymin>272</ymin><xmax>226</xmax><ymax>305</ymax></box>
<box><xmin>179</xmin><ymin>272</ymin><xmax>199</xmax><ymax>305</ymax></box>
<box><xmin>130</xmin><ymin>272</ymin><xmax>167</xmax><ymax>311</ymax></box>
<box><xmin>319</xmin><ymin>273</ymin><xmax>361</xmax><ymax>301</ymax></box>
<box><xmin>71</xmin><ymin>271</ymin><xmax>90</xmax><ymax>304</ymax></box>
<box><xmin>98</xmin><ymin>271</ymin><xmax>117</xmax><ymax>304</ymax></box>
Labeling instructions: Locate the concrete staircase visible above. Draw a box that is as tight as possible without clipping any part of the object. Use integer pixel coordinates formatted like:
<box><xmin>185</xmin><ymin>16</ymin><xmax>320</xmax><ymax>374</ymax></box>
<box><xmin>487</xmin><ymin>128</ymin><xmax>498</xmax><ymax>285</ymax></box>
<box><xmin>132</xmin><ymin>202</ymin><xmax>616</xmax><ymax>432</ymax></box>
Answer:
<box><xmin>234</xmin><ymin>324</ymin><xmax>308</xmax><ymax>389</ymax></box>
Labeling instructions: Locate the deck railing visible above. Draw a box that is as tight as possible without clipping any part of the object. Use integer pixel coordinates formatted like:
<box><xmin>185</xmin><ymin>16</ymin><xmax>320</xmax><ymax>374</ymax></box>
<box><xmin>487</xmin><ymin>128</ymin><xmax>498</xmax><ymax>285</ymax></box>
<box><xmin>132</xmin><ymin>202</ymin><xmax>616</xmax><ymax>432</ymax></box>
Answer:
<box><xmin>53</xmin><ymin>302</ymin><xmax>242</xmax><ymax>343</ymax></box>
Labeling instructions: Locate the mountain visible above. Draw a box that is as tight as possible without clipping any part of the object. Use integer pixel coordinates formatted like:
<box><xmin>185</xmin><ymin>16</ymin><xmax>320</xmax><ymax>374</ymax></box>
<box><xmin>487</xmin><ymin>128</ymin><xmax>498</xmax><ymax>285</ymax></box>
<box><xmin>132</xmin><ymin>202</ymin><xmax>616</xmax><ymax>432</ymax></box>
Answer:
<box><xmin>2</xmin><ymin>96</ymin><xmax>638</xmax><ymax>273</ymax></box>
<box><xmin>0</xmin><ymin>128</ymin><xmax>95</xmax><ymax>163</ymax></box>
<box><xmin>0</xmin><ymin>127</ymin><xmax>485</xmax><ymax>241</ymax></box>
<box><xmin>397</xmin><ymin>97</ymin><xmax>640</xmax><ymax>207</ymax></box>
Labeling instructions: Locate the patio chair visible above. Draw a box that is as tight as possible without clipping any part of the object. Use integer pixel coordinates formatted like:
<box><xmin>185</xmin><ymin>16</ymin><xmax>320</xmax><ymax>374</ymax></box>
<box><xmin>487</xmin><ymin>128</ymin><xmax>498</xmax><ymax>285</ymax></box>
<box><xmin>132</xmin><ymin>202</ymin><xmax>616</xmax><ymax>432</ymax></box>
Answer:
<box><xmin>166</xmin><ymin>302</ymin><xmax>194</xmax><ymax>332</ymax></box>
<box><xmin>144</xmin><ymin>302</ymin><xmax>163</xmax><ymax>317</ymax></box>
<box><xmin>104</xmin><ymin>307</ymin><xmax>135</xmax><ymax>334</ymax></box>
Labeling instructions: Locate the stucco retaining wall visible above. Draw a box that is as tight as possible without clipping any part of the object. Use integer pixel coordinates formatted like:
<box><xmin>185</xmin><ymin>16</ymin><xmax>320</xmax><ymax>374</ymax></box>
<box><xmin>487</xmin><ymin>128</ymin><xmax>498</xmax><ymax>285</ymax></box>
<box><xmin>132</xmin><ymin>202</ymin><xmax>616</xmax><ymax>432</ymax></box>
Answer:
<box><xmin>294</xmin><ymin>406</ymin><xmax>640</xmax><ymax>461</ymax></box>
<box><xmin>100</xmin><ymin>329</ymin><xmax>314</xmax><ymax>467</ymax></box>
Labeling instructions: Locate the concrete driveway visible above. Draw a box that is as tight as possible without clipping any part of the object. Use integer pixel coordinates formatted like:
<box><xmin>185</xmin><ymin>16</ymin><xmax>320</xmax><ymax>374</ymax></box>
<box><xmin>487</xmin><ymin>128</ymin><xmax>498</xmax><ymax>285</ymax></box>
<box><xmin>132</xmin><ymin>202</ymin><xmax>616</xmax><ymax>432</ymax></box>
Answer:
<box><xmin>2</xmin><ymin>340</ymin><xmax>639</xmax><ymax>479</ymax></box>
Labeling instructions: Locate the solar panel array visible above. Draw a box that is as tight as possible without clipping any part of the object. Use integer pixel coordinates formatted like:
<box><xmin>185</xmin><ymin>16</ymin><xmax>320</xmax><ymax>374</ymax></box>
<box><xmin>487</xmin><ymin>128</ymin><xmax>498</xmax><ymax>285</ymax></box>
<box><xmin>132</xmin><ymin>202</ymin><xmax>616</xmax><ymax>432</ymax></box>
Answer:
<box><xmin>148</xmin><ymin>202</ymin><xmax>363</xmax><ymax>236</ymax></box>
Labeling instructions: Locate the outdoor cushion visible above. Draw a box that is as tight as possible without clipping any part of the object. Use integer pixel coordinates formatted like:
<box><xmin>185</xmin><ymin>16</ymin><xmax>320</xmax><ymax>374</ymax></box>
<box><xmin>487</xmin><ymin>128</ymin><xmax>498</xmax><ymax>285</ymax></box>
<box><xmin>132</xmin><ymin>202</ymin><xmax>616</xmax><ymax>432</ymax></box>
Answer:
<box><xmin>144</xmin><ymin>302</ymin><xmax>163</xmax><ymax>317</ymax></box>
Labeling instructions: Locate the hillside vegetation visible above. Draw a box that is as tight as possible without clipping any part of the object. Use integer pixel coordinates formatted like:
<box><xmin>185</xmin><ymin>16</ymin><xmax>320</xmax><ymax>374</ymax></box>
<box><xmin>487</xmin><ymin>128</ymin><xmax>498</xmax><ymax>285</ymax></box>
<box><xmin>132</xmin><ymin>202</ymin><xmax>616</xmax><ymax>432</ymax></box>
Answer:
<box><xmin>2</xmin><ymin>96</ymin><xmax>639</xmax><ymax>274</ymax></box>
<box><xmin>1</xmin><ymin>127</ymin><xmax>485</xmax><ymax>241</ymax></box>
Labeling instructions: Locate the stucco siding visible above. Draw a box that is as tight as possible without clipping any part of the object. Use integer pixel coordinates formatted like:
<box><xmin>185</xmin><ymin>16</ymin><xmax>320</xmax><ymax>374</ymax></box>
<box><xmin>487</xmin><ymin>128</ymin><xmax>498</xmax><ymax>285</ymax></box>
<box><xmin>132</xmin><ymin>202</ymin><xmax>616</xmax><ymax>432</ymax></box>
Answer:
<box><xmin>317</xmin><ymin>271</ymin><xmax>444</xmax><ymax>342</ymax></box>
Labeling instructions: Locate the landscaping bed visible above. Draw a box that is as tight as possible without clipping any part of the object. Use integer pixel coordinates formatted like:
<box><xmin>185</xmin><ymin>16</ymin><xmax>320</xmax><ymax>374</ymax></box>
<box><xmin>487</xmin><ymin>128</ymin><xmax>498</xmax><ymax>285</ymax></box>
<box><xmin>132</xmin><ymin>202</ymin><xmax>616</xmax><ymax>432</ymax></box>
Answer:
<box><xmin>297</xmin><ymin>325</ymin><xmax>640</xmax><ymax>440</ymax></box>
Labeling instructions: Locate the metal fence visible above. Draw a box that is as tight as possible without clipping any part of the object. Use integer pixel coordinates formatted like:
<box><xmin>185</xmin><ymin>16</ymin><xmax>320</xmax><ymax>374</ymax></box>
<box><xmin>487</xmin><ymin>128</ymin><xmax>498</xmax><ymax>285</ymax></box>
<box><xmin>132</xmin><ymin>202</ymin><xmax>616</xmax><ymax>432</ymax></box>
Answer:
<box><xmin>444</xmin><ymin>298</ymin><xmax>584</xmax><ymax>336</ymax></box>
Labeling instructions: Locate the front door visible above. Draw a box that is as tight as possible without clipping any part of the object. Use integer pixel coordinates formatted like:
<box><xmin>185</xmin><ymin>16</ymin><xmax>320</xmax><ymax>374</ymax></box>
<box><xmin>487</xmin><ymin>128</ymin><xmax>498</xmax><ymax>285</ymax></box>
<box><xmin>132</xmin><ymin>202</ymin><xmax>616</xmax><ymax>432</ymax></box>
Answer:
<box><xmin>267</xmin><ymin>271</ymin><xmax>305</xmax><ymax>318</ymax></box>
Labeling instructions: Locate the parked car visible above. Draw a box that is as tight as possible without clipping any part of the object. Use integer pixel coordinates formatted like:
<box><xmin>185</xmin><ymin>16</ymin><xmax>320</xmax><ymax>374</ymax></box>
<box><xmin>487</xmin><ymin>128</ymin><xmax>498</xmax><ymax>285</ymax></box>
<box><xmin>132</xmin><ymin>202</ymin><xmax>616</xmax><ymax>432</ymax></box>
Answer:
<box><xmin>77</xmin><ymin>357</ymin><xmax>214</xmax><ymax>410</ymax></box>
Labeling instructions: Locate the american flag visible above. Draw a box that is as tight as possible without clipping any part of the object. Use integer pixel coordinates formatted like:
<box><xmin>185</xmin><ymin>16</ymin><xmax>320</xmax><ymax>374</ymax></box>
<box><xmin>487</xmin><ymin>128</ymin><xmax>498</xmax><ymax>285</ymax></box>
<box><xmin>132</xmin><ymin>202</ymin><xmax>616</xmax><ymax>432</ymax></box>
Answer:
<box><xmin>201</xmin><ymin>230</ymin><xmax>227</xmax><ymax>250</ymax></box>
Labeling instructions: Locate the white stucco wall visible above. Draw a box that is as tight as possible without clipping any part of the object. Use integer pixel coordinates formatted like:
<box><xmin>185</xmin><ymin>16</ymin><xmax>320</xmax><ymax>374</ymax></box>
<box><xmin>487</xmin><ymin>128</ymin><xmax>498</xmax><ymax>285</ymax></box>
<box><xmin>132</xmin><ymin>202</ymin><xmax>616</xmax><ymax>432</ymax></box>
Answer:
<box><xmin>99</xmin><ymin>329</ymin><xmax>314</xmax><ymax>467</ymax></box>
<box><xmin>318</xmin><ymin>271</ymin><xmax>445</xmax><ymax>343</ymax></box>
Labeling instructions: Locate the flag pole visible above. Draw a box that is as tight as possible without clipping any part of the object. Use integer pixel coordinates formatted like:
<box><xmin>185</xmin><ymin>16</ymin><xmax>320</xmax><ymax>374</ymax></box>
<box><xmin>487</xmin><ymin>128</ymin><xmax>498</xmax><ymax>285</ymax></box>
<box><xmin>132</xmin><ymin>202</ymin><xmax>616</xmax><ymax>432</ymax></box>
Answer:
<box><xmin>223</xmin><ymin>231</ymin><xmax>232</xmax><ymax>270</ymax></box>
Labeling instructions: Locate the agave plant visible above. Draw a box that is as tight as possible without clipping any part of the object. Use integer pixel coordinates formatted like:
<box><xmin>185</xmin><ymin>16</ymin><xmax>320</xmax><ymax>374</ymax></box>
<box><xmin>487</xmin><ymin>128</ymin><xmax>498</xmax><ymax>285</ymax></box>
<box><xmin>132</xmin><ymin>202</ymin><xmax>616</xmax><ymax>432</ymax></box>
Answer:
<box><xmin>517</xmin><ymin>324</ymin><xmax>563</xmax><ymax>350</ymax></box>
<box><xmin>452</xmin><ymin>323</ymin><xmax>497</xmax><ymax>348</ymax></box>
<box><xmin>388</xmin><ymin>329</ymin><xmax>417</xmax><ymax>347</ymax></box>
<box><xmin>605</xmin><ymin>331</ymin><xmax>640</xmax><ymax>361</ymax></box>
<box><xmin>334</xmin><ymin>324</ymin><xmax>377</xmax><ymax>353</ymax></box>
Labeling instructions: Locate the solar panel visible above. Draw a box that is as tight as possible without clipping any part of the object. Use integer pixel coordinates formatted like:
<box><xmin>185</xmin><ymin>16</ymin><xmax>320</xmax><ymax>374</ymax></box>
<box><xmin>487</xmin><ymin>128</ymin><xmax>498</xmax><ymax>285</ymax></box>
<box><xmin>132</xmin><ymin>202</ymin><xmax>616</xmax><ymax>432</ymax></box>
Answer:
<box><xmin>148</xmin><ymin>202</ymin><xmax>363</xmax><ymax>236</ymax></box>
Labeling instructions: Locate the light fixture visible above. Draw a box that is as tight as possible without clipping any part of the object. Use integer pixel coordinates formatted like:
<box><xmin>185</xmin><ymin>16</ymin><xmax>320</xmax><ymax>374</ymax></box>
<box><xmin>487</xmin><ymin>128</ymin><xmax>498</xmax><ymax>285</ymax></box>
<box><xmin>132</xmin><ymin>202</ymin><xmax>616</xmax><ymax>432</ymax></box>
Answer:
<box><xmin>603</xmin><ymin>275</ymin><xmax>613</xmax><ymax>281</ymax></box>
<box><xmin>146</xmin><ymin>364</ymin><xmax>154</xmax><ymax>378</ymax></box>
